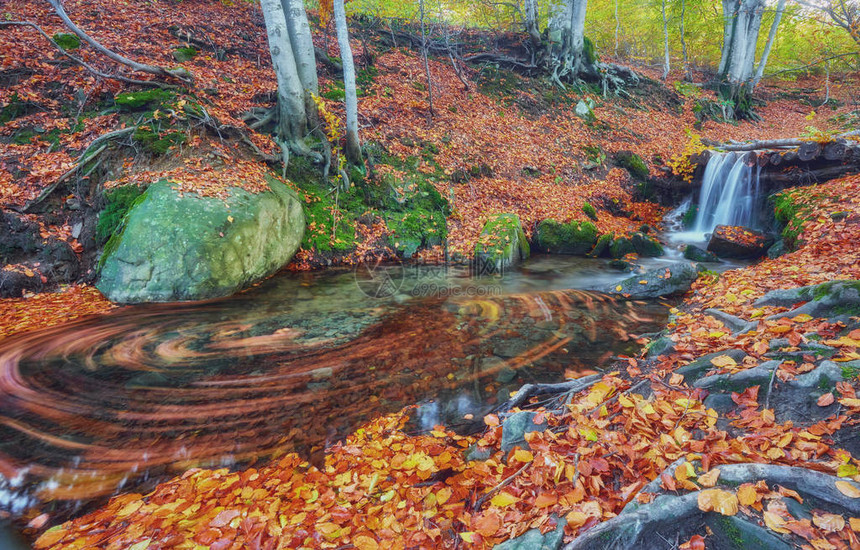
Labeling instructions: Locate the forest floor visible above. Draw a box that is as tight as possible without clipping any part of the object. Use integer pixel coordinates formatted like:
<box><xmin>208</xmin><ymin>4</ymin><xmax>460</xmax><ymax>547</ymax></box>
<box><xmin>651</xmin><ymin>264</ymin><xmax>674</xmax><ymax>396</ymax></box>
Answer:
<box><xmin>2</xmin><ymin>0</ymin><xmax>860</xmax><ymax>548</ymax></box>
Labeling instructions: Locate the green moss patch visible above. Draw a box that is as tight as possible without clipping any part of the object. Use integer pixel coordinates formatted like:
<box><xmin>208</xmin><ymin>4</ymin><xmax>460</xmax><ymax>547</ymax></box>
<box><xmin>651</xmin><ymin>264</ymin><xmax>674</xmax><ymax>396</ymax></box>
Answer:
<box><xmin>536</xmin><ymin>219</ymin><xmax>599</xmax><ymax>255</ymax></box>
<box><xmin>114</xmin><ymin>89</ymin><xmax>176</xmax><ymax>111</ymax></box>
<box><xmin>613</xmin><ymin>151</ymin><xmax>649</xmax><ymax>180</ymax></box>
<box><xmin>53</xmin><ymin>33</ymin><xmax>81</xmax><ymax>50</ymax></box>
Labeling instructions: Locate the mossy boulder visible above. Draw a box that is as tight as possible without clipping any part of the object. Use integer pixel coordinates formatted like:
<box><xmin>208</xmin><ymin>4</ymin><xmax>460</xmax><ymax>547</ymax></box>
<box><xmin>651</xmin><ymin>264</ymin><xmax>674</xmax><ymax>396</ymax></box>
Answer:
<box><xmin>600</xmin><ymin>262</ymin><xmax>700</xmax><ymax>299</ymax></box>
<box><xmin>609</xmin><ymin>236</ymin><xmax>636</xmax><ymax>259</ymax></box>
<box><xmin>387</xmin><ymin>208</ymin><xmax>446</xmax><ymax>259</ymax></box>
<box><xmin>173</xmin><ymin>47</ymin><xmax>197</xmax><ymax>62</ymax></box>
<box><xmin>535</xmin><ymin>219</ymin><xmax>598</xmax><ymax>255</ymax></box>
<box><xmin>684</xmin><ymin>244</ymin><xmax>721</xmax><ymax>263</ymax></box>
<box><xmin>97</xmin><ymin>177</ymin><xmax>304</xmax><ymax>303</ymax></box>
<box><xmin>475</xmin><ymin>214</ymin><xmax>529</xmax><ymax>274</ymax></box>
<box><xmin>614</xmin><ymin>151</ymin><xmax>649</xmax><ymax>180</ymax></box>
<box><xmin>589</xmin><ymin>233</ymin><xmax>613</xmax><ymax>258</ymax></box>
<box><xmin>631</xmin><ymin>232</ymin><xmax>664</xmax><ymax>257</ymax></box>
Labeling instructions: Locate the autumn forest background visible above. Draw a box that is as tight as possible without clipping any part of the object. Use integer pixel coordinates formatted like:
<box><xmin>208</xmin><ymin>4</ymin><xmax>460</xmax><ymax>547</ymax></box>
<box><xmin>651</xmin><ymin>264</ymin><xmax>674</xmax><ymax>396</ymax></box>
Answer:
<box><xmin>1</xmin><ymin>0</ymin><xmax>860</xmax><ymax>549</ymax></box>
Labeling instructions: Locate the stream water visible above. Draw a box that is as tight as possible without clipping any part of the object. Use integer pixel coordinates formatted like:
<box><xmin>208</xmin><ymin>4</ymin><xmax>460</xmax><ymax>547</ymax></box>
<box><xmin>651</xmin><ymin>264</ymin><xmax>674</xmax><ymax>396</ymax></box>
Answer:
<box><xmin>0</xmin><ymin>254</ymin><xmax>682</xmax><ymax>533</ymax></box>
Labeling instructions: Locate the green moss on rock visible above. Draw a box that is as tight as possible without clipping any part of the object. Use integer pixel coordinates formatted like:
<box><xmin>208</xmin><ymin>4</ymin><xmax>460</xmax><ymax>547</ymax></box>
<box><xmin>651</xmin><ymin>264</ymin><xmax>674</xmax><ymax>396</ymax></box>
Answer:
<box><xmin>631</xmin><ymin>232</ymin><xmax>664</xmax><ymax>257</ymax></box>
<box><xmin>590</xmin><ymin>233</ymin><xmax>613</xmax><ymax>258</ymax></box>
<box><xmin>387</xmin><ymin>208</ymin><xmax>446</xmax><ymax>258</ymax></box>
<box><xmin>173</xmin><ymin>47</ymin><xmax>197</xmax><ymax>62</ymax></box>
<box><xmin>114</xmin><ymin>89</ymin><xmax>175</xmax><ymax>111</ymax></box>
<box><xmin>609</xmin><ymin>236</ymin><xmax>636</xmax><ymax>259</ymax></box>
<box><xmin>614</xmin><ymin>151</ymin><xmax>649</xmax><ymax>180</ymax></box>
<box><xmin>535</xmin><ymin>219</ymin><xmax>599</xmax><ymax>255</ymax></box>
<box><xmin>96</xmin><ymin>185</ymin><xmax>146</xmax><ymax>245</ymax></box>
<box><xmin>475</xmin><ymin>214</ymin><xmax>529</xmax><ymax>274</ymax></box>
<box><xmin>582</xmin><ymin>202</ymin><xmax>598</xmax><ymax>221</ymax></box>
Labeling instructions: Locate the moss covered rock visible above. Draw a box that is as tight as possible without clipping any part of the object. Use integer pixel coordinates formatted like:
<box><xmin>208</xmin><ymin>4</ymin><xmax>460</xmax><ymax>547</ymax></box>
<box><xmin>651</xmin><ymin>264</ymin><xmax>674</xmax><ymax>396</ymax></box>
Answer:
<box><xmin>535</xmin><ymin>219</ymin><xmax>599</xmax><ymax>255</ymax></box>
<box><xmin>631</xmin><ymin>232</ymin><xmax>664</xmax><ymax>257</ymax></box>
<box><xmin>609</xmin><ymin>236</ymin><xmax>636</xmax><ymax>259</ymax></box>
<box><xmin>614</xmin><ymin>151</ymin><xmax>649</xmax><ymax>180</ymax></box>
<box><xmin>97</xmin><ymin>177</ymin><xmax>304</xmax><ymax>303</ymax></box>
<box><xmin>475</xmin><ymin>214</ymin><xmax>529</xmax><ymax>274</ymax></box>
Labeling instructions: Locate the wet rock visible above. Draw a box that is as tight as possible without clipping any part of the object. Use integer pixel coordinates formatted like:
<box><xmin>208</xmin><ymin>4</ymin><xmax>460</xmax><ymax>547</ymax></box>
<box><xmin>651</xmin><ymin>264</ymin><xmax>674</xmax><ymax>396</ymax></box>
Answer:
<box><xmin>631</xmin><ymin>232</ymin><xmax>664</xmax><ymax>257</ymax></box>
<box><xmin>707</xmin><ymin>225</ymin><xmax>775</xmax><ymax>259</ymax></box>
<box><xmin>609</xmin><ymin>236</ymin><xmax>635</xmax><ymax>259</ymax></box>
<box><xmin>97</xmin><ymin>178</ymin><xmax>305</xmax><ymax>303</ymax></box>
<box><xmin>608</xmin><ymin>259</ymin><xmax>633</xmax><ymax>271</ymax></box>
<box><xmin>599</xmin><ymin>262</ymin><xmax>700</xmax><ymax>299</ymax></box>
<box><xmin>646</xmin><ymin>336</ymin><xmax>675</xmax><ymax>358</ymax></box>
<box><xmin>464</xmin><ymin>443</ymin><xmax>493</xmax><ymax>462</ymax></box>
<box><xmin>474</xmin><ymin>214</ymin><xmax>529</xmax><ymax>275</ymax></box>
<box><xmin>0</xmin><ymin>269</ymin><xmax>41</xmax><ymax>298</ymax></box>
<box><xmin>39</xmin><ymin>238</ymin><xmax>80</xmax><ymax>283</ymax></box>
<box><xmin>501</xmin><ymin>411</ymin><xmax>545</xmax><ymax>453</ymax></box>
<box><xmin>493</xmin><ymin>515</ymin><xmax>566</xmax><ymax>550</ymax></box>
<box><xmin>0</xmin><ymin>211</ymin><xmax>39</xmax><ymax>260</ymax></box>
<box><xmin>683</xmin><ymin>244</ymin><xmax>721</xmax><ymax>263</ymax></box>
<box><xmin>705</xmin><ymin>514</ymin><xmax>792</xmax><ymax>550</ymax></box>
<box><xmin>767</xmin><ymin>240</ymin><xmax>788</xmax><ymax>259</ymax></box>
<box><xmin>496</xmin><ymin>367</ymin><xmax>517</xmax><ymax>384</ymax></box>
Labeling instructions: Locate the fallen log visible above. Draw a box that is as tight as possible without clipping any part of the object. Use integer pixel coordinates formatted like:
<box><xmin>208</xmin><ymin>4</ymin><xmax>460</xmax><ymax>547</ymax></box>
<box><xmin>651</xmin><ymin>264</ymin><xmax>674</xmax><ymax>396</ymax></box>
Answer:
<box><xmin>798</xmin><ymin>140</ymin><xmax>822</xmax><ymax>162</ymax></box>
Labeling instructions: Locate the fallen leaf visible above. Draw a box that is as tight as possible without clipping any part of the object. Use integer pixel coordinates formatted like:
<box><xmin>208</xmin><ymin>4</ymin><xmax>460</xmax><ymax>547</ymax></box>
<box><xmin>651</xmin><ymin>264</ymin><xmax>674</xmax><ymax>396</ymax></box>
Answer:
<box><xmin>697</xmin><ymin>489</ymin><xmax>738</xmax><ymax>516</ymax></box>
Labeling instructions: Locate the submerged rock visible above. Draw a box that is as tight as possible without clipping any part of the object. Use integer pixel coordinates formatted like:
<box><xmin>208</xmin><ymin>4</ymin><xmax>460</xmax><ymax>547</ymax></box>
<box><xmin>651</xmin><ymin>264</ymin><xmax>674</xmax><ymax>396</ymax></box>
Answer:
<box><xmin>631</xmin><ymin>232</ymin><xmax>664</xmax><ymax>257</ymax></box>
<box><xmin>97</xmin><ymin>178</ymin><xmax>304</xmax><ymax>303</ymax></box>
<box><xmin>600</xmin><ymin>262</ymin><xmax>700</xmax><ymax>299</ymax></box>
<box><xmin>683</xmin><ymin>244</ymin><xmax>721</xmax><ymax>263</ymax></box>
<box><xmin>474</xmin><ymin>214</ymin><xmax>529</xmax><ymax>274</ymax></box>
<box><xmin>707</xmin><ymin>225</ymin><xmax>774</xmax><ymax>259</ymax></box>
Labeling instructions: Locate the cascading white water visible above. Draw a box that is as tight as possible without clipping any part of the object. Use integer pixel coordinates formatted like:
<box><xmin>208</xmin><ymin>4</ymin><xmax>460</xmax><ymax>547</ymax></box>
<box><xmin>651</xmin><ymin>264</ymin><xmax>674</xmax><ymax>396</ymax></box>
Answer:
<box><xmin>693</xmin><ymin>152</ymin><xmax>762</xmax><ymax>233</ymax></box>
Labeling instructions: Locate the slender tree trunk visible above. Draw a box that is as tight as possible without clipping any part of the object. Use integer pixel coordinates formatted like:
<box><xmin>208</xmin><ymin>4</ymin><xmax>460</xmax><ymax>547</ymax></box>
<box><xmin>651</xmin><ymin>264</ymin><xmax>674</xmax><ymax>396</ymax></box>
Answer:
<box><xmin>523</xmin><ymin>0</ymin><xmax>541</xmax><ymax>46</ymax></box>
<box><xmin>260</xmin><ymin>0</ymin><xmax>309</xmax><ymax>152</ymax></box>
<box><xmin>419</xmin><ymin>0</ymin><xmax>435</xmax><ymax>117</ymax></box>
<box><xmin>661</xmin><ymin>0</ymin><xmax>670</xmax><ymax>79</ymax></box>
<box><xmin>333</xmin><ymin>0</ymin><xmax>361</xmax><ymax>164</ymax></box>
<box><xmin>751</xmin><ymin>0</ymin><xmax>787</xmax><ymax>89</ymax></box>
<box><xmin>680</xmin><ymin>0</ymin><xmax>690</xmax><ymax>79</ymax></box>
<box><xmin>718</xmin><ymin>0</ymin><xmax>739</xmax><ymax>76</ymax></box>
<box><xmin>614</xmin><ymin>0</ymin><xmax>620</xmax><ymax>57</ymax></box>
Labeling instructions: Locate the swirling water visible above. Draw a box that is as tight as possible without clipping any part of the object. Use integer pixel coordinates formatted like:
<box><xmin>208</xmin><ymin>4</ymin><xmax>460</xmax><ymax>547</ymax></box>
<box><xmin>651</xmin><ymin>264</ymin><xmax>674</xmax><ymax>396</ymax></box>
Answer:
<box><xmin>0</xmin><ymin>257</ymin><xmax>670</xmax><ymax>533</ymax></box>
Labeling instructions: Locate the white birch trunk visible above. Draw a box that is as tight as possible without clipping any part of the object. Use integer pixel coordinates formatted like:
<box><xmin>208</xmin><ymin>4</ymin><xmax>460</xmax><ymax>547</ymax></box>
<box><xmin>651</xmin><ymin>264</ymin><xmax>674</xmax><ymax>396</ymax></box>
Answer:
<box><xmin>661</xmin><ymin>0</ymin><xmax>670</xmax><ymax>79</ymax></box>
<box><xmin>333</xmin><ymin>0</ymin><xmax>361</xmax><ymax>164</ymax></box>
<box><xmin>282</xmin><ymin>0</ymin><xmax>318</xmax><ymax>99</ymax></box>
<box><xmin>524</xmin><ymin>0</ymin><xmax>541</xmax><ymax>45</ymax></box>
<box><xmin>260</xmin><ymin>0</ymin><xmax>308</xmax><ymax>149</ymax></box>
<box><xmin>718</xmin><ymin>0</ymin><xmax>738</xmax><ymax>76</ymax></box>
<box><xmin>752</xmin><ymin>0</ymin><xmax>787</xmax><ymax>88</ymax></box>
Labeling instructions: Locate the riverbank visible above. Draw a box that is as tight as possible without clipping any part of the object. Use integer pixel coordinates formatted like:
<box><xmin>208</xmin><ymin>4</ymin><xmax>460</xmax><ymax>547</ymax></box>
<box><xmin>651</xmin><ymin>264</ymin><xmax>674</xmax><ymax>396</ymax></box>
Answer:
<box><xmin>27</xmin><ymin>174</ymin><xmax>860</xmax><ymax>548</ymax></box>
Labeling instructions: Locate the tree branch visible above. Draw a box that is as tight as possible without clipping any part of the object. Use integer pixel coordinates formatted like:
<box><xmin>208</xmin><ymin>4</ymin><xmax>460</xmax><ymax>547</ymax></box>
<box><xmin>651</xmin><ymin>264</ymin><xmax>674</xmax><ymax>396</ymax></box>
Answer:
<box><xmin>45</xmin><ymin>0</ymin><xmax>192</xmax><ymax>83</ymax></box>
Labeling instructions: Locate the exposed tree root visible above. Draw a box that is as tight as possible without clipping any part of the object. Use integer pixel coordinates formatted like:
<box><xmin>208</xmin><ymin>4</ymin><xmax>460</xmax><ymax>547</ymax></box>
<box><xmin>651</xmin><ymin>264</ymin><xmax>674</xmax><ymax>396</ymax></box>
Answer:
<box><xmin>496</xmin><ymin>374</ymin><xmax>603</xmax><ymax>412</ymax></box>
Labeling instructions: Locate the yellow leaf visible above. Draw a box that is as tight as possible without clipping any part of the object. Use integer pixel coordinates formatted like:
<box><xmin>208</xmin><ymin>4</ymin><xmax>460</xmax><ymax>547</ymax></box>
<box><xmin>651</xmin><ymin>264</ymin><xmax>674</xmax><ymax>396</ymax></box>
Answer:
<box><xmin>490</xmin><ymin>492</ymin><xmax>520</xmax><ymax>507</ymax></box>
<box><xmin>116</xmin><ymin>499</ymin><xmax>143</xmax><ymax>518</ymax></box>
<box><xmin>849</xmin><ymin>517</ymin><xmax>860</xmax><ymax>532</ymax></box>
<box><xmin>227</xmin><ymin>215</ymin><xmax>234</xmax><ymax>223</ymax></box>
<box><xmin>838</xmin><ymin>464</ymin><xmax>859</xmax><ymax>478</ymax></box>
<box><xmin>710</xmin><ymin>355</ymin><xmax>737</xmax><ymax>368</ymax></box>
<box><xmin>460</xmin><ymin>532</ymin><xmax>476</xmax><ymax>543</ymax></box>
<box><xmin>512</xmin><ymin>449</ymin><xmax>534</xmax><ymax>463</ymax></box>
<box><xmin>836</xmin><ymin>481</ymin><xmax>860</xmax><ymax>498</ymax></box>
<box><xmin>709</xmin><ymin>331</ymin><xmax>726</xmax><ymax>338</ymax></box>
<box><xmin>737</xmin><ymin>483</ymin><xmax>757</xmax><ymax>506</ymax></box>
<box><xmin>697</xmin><ymin>468</ymin><xmax>721</xmax><ymax>488</ymax></box>
<box><xmin>792</xmin><ymin>313</ymin><xmax>813</xmax><ymax>322</ymax></box>
<box><xmin>763</xmin><ymin>511</ymin><xmax>790</xmax><ymax>534</ymax></box>
<box><xmin>697</xmin><ymin>489</ymin><xmax>738</xmax><ymax>516</ymax></box>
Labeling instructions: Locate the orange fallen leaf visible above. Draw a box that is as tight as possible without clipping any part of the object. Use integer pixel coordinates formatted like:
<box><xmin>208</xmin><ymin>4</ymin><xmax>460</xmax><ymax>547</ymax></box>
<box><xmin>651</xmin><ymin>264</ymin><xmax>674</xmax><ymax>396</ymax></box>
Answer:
<box><xmin>697</xmin><ymin>489</ymin><xmax>738</xmax><ymax>516</ymax></box>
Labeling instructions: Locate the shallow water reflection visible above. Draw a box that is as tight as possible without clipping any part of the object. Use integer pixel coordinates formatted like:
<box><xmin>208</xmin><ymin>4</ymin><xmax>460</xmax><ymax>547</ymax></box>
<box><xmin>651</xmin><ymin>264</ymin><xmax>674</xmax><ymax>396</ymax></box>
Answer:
<box><xmin>0</xmin><ymin>257</ymin><xmax>669</xmax><ymax>525</ymax></box>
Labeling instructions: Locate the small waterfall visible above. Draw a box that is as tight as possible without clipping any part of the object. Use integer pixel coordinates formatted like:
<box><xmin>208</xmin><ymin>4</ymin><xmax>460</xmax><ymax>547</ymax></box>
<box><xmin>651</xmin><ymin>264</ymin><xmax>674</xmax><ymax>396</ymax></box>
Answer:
<box><xmin>693</xmin><ymin>152</ymin><xmax>762</xmax><ymax>233</ymax></box>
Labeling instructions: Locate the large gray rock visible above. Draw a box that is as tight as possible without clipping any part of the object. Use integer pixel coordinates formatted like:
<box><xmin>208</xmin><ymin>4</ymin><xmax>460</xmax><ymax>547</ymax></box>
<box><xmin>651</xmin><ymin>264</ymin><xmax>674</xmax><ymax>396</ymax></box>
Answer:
<box><xmin>599</xmin><ymin>262</ymin><xmax>700</xmax><ymax>299</ymax></box>
<box><xmin>707</xmin><ymin>225</ymin><xmax>774</xmax><ymax>259</ymax></box>
<box><xmin>501</xmin><ymin>411</ymin><xmax>545</xmax><ymax>453</ymax></box>
<box><xmin>97</xmin><ymin>178</ymin><xmax>304</xmax><ymax>303</ymax></box>
<box><xmin>760</xmin><ymin>280</ymin><xmax>860</xmax><ymax>322</ymax></box>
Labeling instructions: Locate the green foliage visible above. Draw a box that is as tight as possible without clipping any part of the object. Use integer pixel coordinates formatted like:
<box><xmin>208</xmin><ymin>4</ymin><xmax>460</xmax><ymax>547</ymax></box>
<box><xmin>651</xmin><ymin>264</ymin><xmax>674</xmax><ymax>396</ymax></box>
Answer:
<box><xmin>537</xmin><ymin>219</ymin><xmax>599</xmax><ymax>255</ymax></box>
<box><xmin>387</xmin><ymin>209</ymin><xmax>447</xmax><ymax>258</ymax></box>
<box><xmin>582</xmin><ymin>144</ymin><xmax>606</xmax><ymax>166</ymax></box>
<box><xmin>582</xmin><ymin>202</ymin><xmax>598</xmax><ymax>221</ymax></box>
<box><xmin>0</xmin><ymin>93</ymin><xmax>31</xmax><ymax>125</ymax></box>
<box><xmin>321</xmin><ymin>80</ymin><xmax>346</xmax><ymax>101</ymax></box>
<box><xmin>476</xmin><ymin>66</ymin><xmax>520</xmax><ymax>99</ymax></box>
<box><xmin>114</xmin><ymin>89</ymin><xmax>175</xmax><ymax>111</ymax></box>
<box><xmin>52</xmin><ymin>33</ymin><xmax>81</xmax><ymax>50</ymax></box>
<box><xmin>842</xmin><ymin>364</ymin><xmax>860</xmax><ymax>380</ymax></box>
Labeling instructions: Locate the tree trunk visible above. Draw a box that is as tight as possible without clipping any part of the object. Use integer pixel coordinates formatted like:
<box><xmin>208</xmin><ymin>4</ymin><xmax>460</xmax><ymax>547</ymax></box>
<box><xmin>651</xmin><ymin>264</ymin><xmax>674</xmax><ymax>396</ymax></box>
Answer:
<box><xmin>680</xmin><ymin>0</ymin><xmax>691</xmax><ymax>79</ymax></box>
<box><xmin>523</xmin><ymin>0</ymin><xmax>541</xmax><ymax>47</ymax></box>
<box><xmin>752</xmin><ymin>0</ymin><xmax>787</xmax><ymax>89</ymax></box>
<box><xmin>282</xmin><ymin>0</ymin><xmax>319</xmax><ymax>109</ymax></box>
<box><xmin>717</xmin><ymin>0</ymin><xmax>766</xmax><ymax>119</ymax></box>
<box><xmin>333</xmin><ymin>0</ymin><xmax>362</xmax><ymax>164</ymax></box>
<box><xmin>260</xmin><ymin>0</ymin><xmax>309</xmax><ymax>153</ymax></box>
<box><xmin>614</xmin><ymin>0</ymin><xmax>620</xmax><ymax>56</ymax></box>
<box><xmin>419</xmin><ymin>0</ymin><xmax>435</xmax><ymax>117</ymax></box>
<box><xmin>548</xmin><ymin>0</ymin><xmax>589</xmax><ymax>81</ymax></box>
<box><xmin>661</xmin><ymin>0</ymin><xmax>670</xmax><ymax>79</ymax></box>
